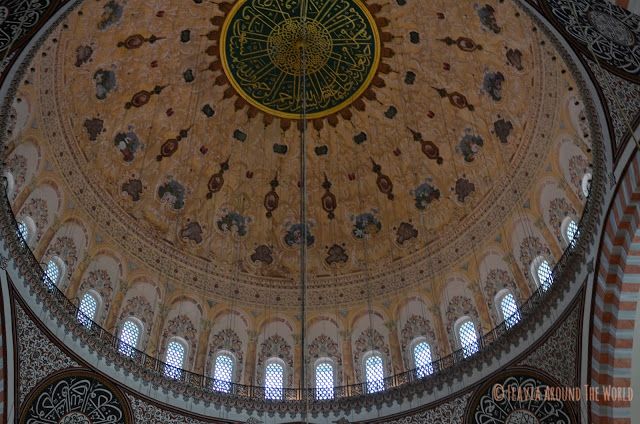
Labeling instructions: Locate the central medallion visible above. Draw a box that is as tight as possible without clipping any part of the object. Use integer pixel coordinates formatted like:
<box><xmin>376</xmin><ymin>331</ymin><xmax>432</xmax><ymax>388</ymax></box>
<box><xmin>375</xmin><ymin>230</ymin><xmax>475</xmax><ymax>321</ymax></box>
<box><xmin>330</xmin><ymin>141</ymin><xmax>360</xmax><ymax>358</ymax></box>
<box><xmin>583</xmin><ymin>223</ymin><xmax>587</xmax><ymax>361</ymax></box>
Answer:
<box><xmin>220</xmin><ymin>0</ymin><xmax>381</xmax><ymax>119</ymax></box>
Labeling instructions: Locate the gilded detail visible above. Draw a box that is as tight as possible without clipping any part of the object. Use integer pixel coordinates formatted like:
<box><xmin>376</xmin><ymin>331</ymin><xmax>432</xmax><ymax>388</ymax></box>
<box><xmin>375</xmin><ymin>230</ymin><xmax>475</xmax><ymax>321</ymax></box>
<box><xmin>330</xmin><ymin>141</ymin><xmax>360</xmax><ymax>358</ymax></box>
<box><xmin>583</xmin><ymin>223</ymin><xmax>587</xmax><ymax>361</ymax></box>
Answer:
<box><xmin>220</xmin><ymin>0</ymin><xmax>380</xmax><ymax>119</ymax></box>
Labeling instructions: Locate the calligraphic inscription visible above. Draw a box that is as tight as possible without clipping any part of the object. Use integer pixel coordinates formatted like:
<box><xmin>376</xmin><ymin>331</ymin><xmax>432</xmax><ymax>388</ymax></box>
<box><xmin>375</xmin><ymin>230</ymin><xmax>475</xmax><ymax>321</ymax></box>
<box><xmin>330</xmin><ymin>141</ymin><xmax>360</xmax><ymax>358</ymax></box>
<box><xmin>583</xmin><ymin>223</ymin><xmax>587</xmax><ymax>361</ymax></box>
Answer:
<box><xmin>545</xmin><ymin>0</ymin><xmax>640</xmax><ymax>77</ymax></box>
<box><xmin>220</xmin><ymin>0</ymin><xmax>380</xmax><ymax>119</ymax></box>
<box><xmin>22</xmin><ymin>373</ymin><xmax>130</xmax><ymax>424</ymax></box>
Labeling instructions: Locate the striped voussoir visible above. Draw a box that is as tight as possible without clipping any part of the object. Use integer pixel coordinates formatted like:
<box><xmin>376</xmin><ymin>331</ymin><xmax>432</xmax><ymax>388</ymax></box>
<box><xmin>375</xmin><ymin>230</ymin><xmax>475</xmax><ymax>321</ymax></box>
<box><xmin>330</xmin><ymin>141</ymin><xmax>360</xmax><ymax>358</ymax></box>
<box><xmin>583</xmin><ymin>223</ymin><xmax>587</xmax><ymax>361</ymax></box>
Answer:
<box><xmin>591</xmin><ymin>153</ymin><xmax>640</xmax><ymax>423</ymax></box>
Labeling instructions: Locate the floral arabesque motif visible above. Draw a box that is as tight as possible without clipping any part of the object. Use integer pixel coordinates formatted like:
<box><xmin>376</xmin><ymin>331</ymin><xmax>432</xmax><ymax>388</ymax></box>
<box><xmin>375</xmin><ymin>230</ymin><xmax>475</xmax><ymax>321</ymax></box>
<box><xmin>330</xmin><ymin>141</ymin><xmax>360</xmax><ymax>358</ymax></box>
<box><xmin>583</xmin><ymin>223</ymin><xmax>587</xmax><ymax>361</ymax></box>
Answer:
<box><xmin>256</xmin><ymin>334</ymin><xmax>294</xmax><ymax>387</ymax></box>
<box><xmin>482</xmin><ymin>269</ymin><xmax>518</xmax><ymax>324</ymax></box>
<box><xmin>353</xmin><ymin>328</ymin><xmax>392</xmax><ymax>382</ymax></box>
<box><xmin>518</xmin><ymin>236</ymin><xmax>552</xmax><ymax>277</ymax></box>
<box><xmin>445</xmin><ymin>295</ymin><xmax>480</xmax><ymax>348</ymax></box>
<box><xmin>207</xmin><ymin>329</ymin><xmax>244</xmax><ymax>383</ymax></box>
<box><xmin>548</xmin><ymin>198</ymin><xmax>577</xmax><ymax>244</ymax></box>
<box><xmin>306</xmin><ymin>334</ymin><xmax>342</xmax><ymax>386</ymax></box>
<box><xmin>6</xmin><ymin>153</ymin><xmax>26</xmax><ymax>199</ymax></box>
<box><xmin>161</xmin><ymin>314</ymin><xmax>197</xmax><ymax>366</ymax></box>
<box><xmin>18</xmin><ymin>197</ymin><xmax>48</xmax><ymax>240</ymax></box>
<box><xmin>568</xmin><ymin>154</ymin><xmax>590</xmax><ymax>199</ymax></box>
<box><xmin>15</xmin><ymin>304</ymin><xmax>78</xmax><ymax>405</ymax></box>
<box><xmin>44</xmin><ymin>236</ymin><xmax>78</xmax><ymax>288</ymax></box>
<box><xmin>400</xmin><ymin>315</ymin><xmax>437</xmax><ymax>367</ymax></box>
<box><xmin>78</xmin><ymin>269</ymin><xmax>115</xmax><ymax>322</ymax></box>
<box><xmin>118</xmin><ymin>296</ymin><xmax>154</xmax><ymax>348</ymax></box>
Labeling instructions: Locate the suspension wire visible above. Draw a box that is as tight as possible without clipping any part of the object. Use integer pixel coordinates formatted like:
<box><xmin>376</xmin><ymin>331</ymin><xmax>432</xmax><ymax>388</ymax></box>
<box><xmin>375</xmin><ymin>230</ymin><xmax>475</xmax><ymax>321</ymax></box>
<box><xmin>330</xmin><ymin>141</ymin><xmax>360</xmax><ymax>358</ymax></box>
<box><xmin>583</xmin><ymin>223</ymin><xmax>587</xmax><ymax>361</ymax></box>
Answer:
<box><xmin>298</xmin><ymin>0</ymin><xmax>310</xmax><ymax>418</ymax></box>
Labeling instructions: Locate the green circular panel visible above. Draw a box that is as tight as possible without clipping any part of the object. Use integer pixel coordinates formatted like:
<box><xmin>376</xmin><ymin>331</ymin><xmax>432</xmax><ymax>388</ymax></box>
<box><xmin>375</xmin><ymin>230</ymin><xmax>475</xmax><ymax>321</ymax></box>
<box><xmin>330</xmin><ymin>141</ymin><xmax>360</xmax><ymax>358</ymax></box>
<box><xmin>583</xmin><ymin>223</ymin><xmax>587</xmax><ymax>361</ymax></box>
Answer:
<box><xmin>220</xmin><ymin>0</ymin><xmax>381</xmax><ymax>119</ymax></box>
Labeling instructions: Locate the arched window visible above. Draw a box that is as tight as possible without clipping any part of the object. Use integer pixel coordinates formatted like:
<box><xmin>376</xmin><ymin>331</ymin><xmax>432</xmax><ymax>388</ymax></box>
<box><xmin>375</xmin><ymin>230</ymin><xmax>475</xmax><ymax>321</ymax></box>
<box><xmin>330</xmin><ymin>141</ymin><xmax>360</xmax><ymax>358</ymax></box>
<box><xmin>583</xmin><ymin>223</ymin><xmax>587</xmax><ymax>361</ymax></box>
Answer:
<box><xmin>212</xmin><ymin>352</ymin><xmax>235</xmax><ymax>393</ymax></box>
<box><xmin>77</xmin><ymin>291</ymin><xmax>98</xmax><ymax>328</ymax></box>
<box><xmin>562</xmin><ymin>217</ymin><xmax>579</xmax><ymax>248</ymax></box>
<box><xmin>264</xmin><ymin>359</ymin><xmax>284</xmax><ymax>400</ymax></box>
<box><xmin>532</xmin><ymin>256</ymin><xmax>553</xmax><ymax>291</ymax></box>
<box><xmin>413</xmin><ymin>340</ymin><xmax>434</xmax><ymax>378</ymax></box>
<box><xmin>118</xmin><ymin>318</ymin><xmax>142</xmax><ymax>357</ymax></box>
<box><xmin>457</xmin><ymin>319</ymin><xmax>479</xmax><ymax>358</ymax></box>
<box><xmin>498</xmin><ymin>291</ymin><xmax>520</xmax><ymax>328</ymax></box>
<box><xmin>17</xmin><ymin>220</ymin><xmax>28</xmax><ymax>244</ymax></box>
<box><xmin>582</xmin><ymin>173</ymin><xmax>592</xmax><ymax>198</ymax></box>
<box><xmin>164</xmin><ymin>339</ymin><xmax>186</xmax><ymax>380</ymax></box>
<box><xmin>314</xmin><ymin>360</ymin><xmax>335</xmax><ymax>400</ymax></box>
<box><xmin>364</xmin><ymin>353</ymin><xmax>385</xmax><ymax>393</ymax></box>
<box><xmin>43</xmin><ymin>258</ymin><xmax>61</xmax><ymax>289</ymax></box>
<box><xmin>4</xmin><ymin>171</ymin><xmax>15</xmax><ymax>199</ymax></box>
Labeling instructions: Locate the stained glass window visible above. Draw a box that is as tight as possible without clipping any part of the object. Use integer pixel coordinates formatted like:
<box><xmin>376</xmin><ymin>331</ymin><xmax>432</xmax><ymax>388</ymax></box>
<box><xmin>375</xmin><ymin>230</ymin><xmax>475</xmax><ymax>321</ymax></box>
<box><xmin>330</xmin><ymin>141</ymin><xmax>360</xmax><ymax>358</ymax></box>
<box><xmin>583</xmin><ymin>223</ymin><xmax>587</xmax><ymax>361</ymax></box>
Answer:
<box><xmin>364</xmin><ymin>354</ymin><xmax>385</xmax><ymax>393</ymax></box>
<box><xmin>315</xmin><ymin>362</ymin><xmax>334</xmax><ymax>400</ymax></box>
<box><xmin>44</xmin><ymin>259</ymin><xmax>60</xmax><ymax>289</ymax></box>
<box><xmin>77</xmin><ymin>292</ymin><xmax>97</xmax><ymax>328</ymax></box>
<box><xmin>413</xmin><ymin>341</ymin><xmax>434</xmax><ymax>378</ymax></box>
<box><xmin>264</xmin><ymin>361</ymin><xmax>284</xmax><ymax>400</ymax></box>
<box><xmin>212</xmin><ymin>353</ymin><xmax>234</xmax><ymax>393</ymax></box>
<box><xmin>537</xmin><ymin>259</ymin><xmax>553</xmax><ymax>291</ymax></box>
<box><xmin>118</xmin><ymin>319</ymin><xmax>141</xmax><ymax>357</ymax></box>
<box><xmin>459</xmin><ymin>320</ymin><xmax>479</xmax><ymax>358</ymax></box>
<box><xmin>500</xmin><ymin>293</ymin><xmax>520</xmax><ymax>328</ymax></box>
<box><xmin>566</xmin><ymin>219</ymin><xmax>579</xmax><ymax>247</ymax></box>
<box><xmin>17</xmin><ymin>221</ymin><xmax>28</xmax><ymax>244</ymax></box>
<box><xmin>164</xmin><ymin>340</ymin><xmax>186</xmax><ymax>380</ymax></box>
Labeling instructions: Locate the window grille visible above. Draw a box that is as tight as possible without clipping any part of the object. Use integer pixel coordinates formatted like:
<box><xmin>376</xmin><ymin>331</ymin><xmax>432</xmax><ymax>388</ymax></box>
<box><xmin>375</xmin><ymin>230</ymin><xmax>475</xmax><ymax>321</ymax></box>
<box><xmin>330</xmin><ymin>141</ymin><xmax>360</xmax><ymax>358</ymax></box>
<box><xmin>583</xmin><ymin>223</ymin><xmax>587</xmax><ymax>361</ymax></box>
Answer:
<box><xmin>77</xmin><ymin>292</ymin><xmax>97</xmax><ymax>327</ymax></box>
<box><xmin>212</xmin><ymin>353</ymin><xmax>234</xmax><ymax>393</ymax></box>
<box><xmin>264</xmin><ymin>361</ymin><xmax>284</xmax><ymax>400</ymax></box>
<box><xmin>17</xmin><ymin>221</ymin><xmax>28</xmax><ymax>244</ymax></box>
<box><xmin>164</xmin><ymin>341</ymin><xmax>186</xmax><ymax>380</ymax></box>
<box><xmin>537</xmin><ymin>260</ymin><xmax>553</xmax><ymax>291</ymax></box>
<box><xmin>364</xmin><ymin>355</ymin><xmax>385</xmax><ymax>393</ymax></box>
<box><xmin>118</xmin><ymin>319</ymin><xmax>141</xmax><ymax>357</ymax></box>
<box><xmin>413</xmin><ymin>341</ymin><xmax>434</xmax><ymax>377</ymax></box>
<box><xmin>315</xmin><ymin>362</ymin><xmax>334</xmax><ymax>400</ymax></box>
<box><xmin>44</xmin><ymin>259</ymin><xmax>60</xmax><ymax>289</ymax></box>
<box><xmin>566</xmin><ymin>219</ymin><xmax>579</xmax><ymax>247</ymax></box>
<box><xmin>500</xmin><ymin>293</ymin><xmax>520</xmax><ymax>328</ymax></box>
<box><xmin>459</xmin><ymin>320</ymin><xmax>479</xmax><ymax>358</ymax></box>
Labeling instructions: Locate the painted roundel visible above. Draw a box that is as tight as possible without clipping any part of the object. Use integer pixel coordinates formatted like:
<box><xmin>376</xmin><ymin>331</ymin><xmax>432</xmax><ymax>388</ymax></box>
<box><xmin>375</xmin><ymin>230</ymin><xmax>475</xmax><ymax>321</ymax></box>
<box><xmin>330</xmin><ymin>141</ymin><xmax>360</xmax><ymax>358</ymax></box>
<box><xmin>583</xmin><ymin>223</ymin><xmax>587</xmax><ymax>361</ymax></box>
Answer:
<box><xmin>465</xmin><ymin>370</ymin><xmax>576</xmax><ymax>424</ymax></box>
<box><xmin>219</xmin><ymin>0</ymin><xmax>381</xmax><ymax>119</ymax></box>
<box><xmin>20</xmin><ymin>370</ymin><xmax>132</xmax><ymax>424</ymax></box>
<box><xmin>542</xmin><ymin>0</ymin><xmax>640</xmax><ymax>79</ymax></box>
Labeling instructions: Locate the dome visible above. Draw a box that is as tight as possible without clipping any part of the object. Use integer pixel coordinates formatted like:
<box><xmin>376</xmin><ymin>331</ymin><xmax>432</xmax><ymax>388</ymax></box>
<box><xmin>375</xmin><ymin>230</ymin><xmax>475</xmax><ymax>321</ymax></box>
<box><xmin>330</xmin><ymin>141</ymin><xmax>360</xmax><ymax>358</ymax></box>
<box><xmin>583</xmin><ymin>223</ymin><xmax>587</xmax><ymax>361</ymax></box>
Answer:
<box><xmin>11</xmin><ymin>0</ymin><xmax>590</xmax><ymax>309</ymax></box>
<box><xmin>0</xmin><ymin>0</ymin><xmax>613</xmax><ymax>421</ymax></box>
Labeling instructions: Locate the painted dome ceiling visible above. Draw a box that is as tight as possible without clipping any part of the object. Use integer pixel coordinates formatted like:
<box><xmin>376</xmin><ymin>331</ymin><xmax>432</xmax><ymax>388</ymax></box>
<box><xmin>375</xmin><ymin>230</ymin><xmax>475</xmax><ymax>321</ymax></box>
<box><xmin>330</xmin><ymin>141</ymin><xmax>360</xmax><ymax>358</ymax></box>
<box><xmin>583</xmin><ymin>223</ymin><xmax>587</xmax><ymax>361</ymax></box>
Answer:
<box><xmin>5</xmin><ymin>0</ymin><xmax>594</xmax><ymax>310</ymax></box>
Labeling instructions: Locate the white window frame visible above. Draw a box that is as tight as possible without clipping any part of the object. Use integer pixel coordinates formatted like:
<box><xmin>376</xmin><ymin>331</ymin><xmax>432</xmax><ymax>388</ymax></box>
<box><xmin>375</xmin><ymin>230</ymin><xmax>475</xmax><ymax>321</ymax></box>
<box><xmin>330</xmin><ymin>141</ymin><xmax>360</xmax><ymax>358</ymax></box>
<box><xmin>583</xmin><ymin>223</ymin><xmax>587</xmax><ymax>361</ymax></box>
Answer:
<box><xmin>164</xmin><ymin>337</ymin><xmax>188</xmax><ymax>380</ymax></box>
<box><xmin>454</xmin><ymin>316</ymin><xmax>479</xmax><ymax>359</ymax></box>
<box><xmin>4</xmin><ymin>171</ymin><xmax>15</xmax><ymax>199</ymax></box>
<box><xmin>313</xmin><ymin>357</ymin><xmax>336</xmax><ymax>400</ymax></box>
<box><xmin>495</xmin><ymin>289</ymin><xmax>520</xmax><ymax>329</ymax></box>
<box><xmin>581</xmin><ymin>173</ymin><xmax>592</xmax><ymax>198</ymax></box>
<box><xmin>211</xmin><ymin>350</ymin><xmax>236</xmax><ymax>393</ymax></box>
<box><xmin>410</xmin><ymin>337</ymin><xmax>434</xmax><ymax>378</ymax></box>
<box><xmin>264</xmin><ymin>357</ymin><xmax>286</xmax><ymax>400</ymax></box>
<box><xmin>362</xmin><ymin>350</ymin><xmax>386</xmax><ymax>393</ymax></box>
<box><xmin>118</xmin><ymin>317</ymin><xmax>143</xmax><ymax>357</ymax></box>
<box><xmin>530</xmin><ymin>255</ymin><xmax>554</xmax><ymax>291</ymax></box>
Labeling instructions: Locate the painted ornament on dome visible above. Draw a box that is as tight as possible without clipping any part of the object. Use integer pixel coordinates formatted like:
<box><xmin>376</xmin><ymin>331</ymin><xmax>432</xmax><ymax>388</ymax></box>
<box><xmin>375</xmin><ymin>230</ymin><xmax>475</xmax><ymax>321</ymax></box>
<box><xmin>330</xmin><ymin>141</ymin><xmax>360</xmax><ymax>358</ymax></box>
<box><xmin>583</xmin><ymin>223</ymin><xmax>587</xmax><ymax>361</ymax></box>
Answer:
<box><xmin>217</xmin><ymin>0</ymin><xmax>381</xmax><ymax>119</ymax></box>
